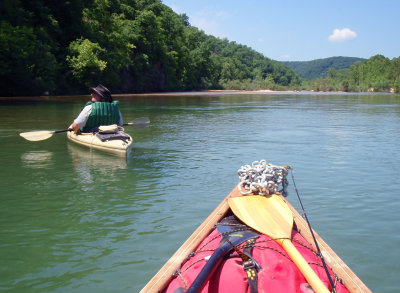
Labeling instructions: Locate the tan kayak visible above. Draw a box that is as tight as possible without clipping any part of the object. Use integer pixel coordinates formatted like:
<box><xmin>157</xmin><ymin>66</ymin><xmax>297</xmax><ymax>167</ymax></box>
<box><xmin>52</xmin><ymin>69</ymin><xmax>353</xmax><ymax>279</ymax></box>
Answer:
<box><xmin>67</xmin><ymin>128</ymin><xmax>133</xmax><ymax>156</ymax></box>
<box><xmin>20</xmin><ymin>118</ymin><xmax>149</xmax><ymax>156</ymax></box>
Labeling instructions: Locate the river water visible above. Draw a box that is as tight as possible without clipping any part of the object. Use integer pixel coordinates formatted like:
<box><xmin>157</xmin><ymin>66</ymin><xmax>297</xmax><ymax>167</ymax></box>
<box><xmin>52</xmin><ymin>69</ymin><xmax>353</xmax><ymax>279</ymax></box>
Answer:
<box><xmin>0</xmin><ymin>92</ymin><xmax>399</xmax><ymax>292</ymax></box>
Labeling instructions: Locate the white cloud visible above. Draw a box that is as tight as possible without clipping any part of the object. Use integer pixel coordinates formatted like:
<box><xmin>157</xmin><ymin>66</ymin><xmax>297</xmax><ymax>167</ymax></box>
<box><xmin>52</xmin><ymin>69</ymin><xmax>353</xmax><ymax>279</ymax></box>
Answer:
<box><xmin>190</xmin><ymin>9</ymin><xmax>230</xmax><ymax>38</ymax></box>
<box><xmin>168</xmin><ymin>5</ymin><xmax>181</xmax><ymax>14</ymax></box>
<box><xmin>280</xmin><ymin>54</ymin><xmax>291</xmax><ymax>60</ymax></box>
<box><xmin>328</xmin><ymin>28</ymin><xmax>357</xmax><ymax>42</ymax></box>
<box><xmin>192</xmin><ymin>17</ymin><xmax>224</xmax><ymax>37</ymax></box>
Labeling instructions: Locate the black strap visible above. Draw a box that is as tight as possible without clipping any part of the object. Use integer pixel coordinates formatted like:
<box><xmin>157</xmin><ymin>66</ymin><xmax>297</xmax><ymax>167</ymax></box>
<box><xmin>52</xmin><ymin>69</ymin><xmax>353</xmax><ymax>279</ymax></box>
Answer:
<box><xmin>242</xmin><ymin>238</ymin><xmax>260</xmax><ymax>293</ymax></box>
<box><xmin>225</xmin><ymin>236</ymin><xmax>261</xmax><ymax>293</ymax></box>
<box><xmin>216</xmin><ymin>216</ymin><xmax>261</xmax><ymax>293</ymax></box>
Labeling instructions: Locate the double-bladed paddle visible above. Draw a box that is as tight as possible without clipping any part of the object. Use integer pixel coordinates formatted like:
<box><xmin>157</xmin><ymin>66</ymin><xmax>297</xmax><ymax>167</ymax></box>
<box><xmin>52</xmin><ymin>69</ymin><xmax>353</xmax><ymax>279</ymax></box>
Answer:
<box><xmin>19</xmin><ymin>117</ymin><xmax>150</xmax><ymax>142</ymax></box>
<box><xmin>228</xmin><ymin>194</ymin><xmax>330</xmax><ymax>293</ymax></box>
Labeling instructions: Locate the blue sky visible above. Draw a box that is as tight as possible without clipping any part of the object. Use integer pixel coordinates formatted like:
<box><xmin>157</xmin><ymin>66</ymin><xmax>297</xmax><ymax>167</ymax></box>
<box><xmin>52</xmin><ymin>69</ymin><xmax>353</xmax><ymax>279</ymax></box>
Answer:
<box><xmin>162</xmin><ymin>0</ymin><xmax>399</xmax><ymax>61</ymax></box>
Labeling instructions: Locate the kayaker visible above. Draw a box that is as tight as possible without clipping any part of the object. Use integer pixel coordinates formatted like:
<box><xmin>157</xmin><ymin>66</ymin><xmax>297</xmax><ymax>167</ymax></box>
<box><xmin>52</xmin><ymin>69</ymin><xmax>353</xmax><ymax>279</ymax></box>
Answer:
<box><xmin>71</xmin><ymin>84</ymin><xmax>123</xmax><ymax>134</ymax></box>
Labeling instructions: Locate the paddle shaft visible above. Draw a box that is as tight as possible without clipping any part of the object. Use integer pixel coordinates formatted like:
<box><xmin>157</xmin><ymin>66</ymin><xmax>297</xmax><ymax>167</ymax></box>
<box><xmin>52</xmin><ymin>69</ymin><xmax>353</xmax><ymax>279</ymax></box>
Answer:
<box><xmin>279</xmin><ymin>239</ymin><xmax>330</xmax><ymax>293</ymax></box>
<box><xmin>54</xmin><ymin>129</ymin><xmax>70</xmax><ymax>133</ymax></box>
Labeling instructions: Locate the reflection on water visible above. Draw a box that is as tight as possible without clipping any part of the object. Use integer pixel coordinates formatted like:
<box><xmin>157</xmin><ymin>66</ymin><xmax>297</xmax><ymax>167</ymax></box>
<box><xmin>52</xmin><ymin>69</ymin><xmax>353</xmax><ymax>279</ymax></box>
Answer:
<box><xmin>21</xmin><ymin>150</ymin><xmax>54</xmax><ymax>169</ymax></box>
<box><xmin>67</xmin><ymin>143</ymin><xmax>127</xmax><ymax>188</ymax></box>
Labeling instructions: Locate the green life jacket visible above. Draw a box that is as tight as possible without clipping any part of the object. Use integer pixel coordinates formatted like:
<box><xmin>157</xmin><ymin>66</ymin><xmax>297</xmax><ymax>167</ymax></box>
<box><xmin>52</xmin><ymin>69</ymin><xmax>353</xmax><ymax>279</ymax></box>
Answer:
<box><xmin>81</xmin><ymin>101</ymin><xmax>121</xmax><ymax>132</ymax></box>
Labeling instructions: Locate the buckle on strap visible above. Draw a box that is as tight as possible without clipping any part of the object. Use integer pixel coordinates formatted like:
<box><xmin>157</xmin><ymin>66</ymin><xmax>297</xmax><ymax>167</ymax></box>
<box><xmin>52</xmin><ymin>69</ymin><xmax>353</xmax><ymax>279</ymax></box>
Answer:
<box><xmin>226</xmin><ymin>237</ymin><xmax>261</xmax><ymax>293</ymax></box>
<box><xmin>242</xmin><ymin>253</ymin><xmax>262</xmax><ymax>272</ymax></box>
<box><xmin>241</xmin><ymin>253</ymin><xmax>261</xmax><ymax>293</ymax></box>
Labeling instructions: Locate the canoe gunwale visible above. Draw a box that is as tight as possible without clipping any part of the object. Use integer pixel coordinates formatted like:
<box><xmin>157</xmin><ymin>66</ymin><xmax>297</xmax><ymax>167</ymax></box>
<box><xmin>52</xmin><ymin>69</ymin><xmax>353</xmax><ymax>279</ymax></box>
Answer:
<box><xmin>141</xmin><ymin>186</ymin><xmax>371</xmax><ymax>293</ymax></box>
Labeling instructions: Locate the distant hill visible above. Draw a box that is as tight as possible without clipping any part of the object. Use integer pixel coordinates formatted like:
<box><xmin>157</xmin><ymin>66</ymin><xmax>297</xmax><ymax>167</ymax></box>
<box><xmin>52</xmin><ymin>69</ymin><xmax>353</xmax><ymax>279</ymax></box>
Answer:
<box><xmin>282</xmin><ymin>56</ymin><xmax>366</xmax><ymax>80</ymax></box>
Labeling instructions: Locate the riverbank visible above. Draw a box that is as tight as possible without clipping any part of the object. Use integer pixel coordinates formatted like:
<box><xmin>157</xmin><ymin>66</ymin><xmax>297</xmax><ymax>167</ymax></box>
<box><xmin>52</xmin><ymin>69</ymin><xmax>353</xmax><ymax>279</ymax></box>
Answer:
<box><xmin>1</xmin><ymin>89</ymin><xmax>398</xmax><ymax>101</ymax></box>
<box><xmin>114</xmin><ymin>89</ymin><xmax>398</xmax><ymax>98</ymax></box>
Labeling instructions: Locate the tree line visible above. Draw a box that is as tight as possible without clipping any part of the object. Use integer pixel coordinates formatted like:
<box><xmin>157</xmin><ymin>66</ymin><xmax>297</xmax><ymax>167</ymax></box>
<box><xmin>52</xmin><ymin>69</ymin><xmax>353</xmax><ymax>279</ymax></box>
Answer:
<box><xmin>0</xmin><ymin>0</ymin><xmax>300</xmax><ymax>96</ymax></box>
<box><xmin>303</xmin><ymin>55</ymin><xmax>400</xmax><ymax>93</ymax></box>
<box><xmin>282</xmin><ymin>57</ymin><xmax>366</xmax><ymax>80</ymax></box>
<box><xmin>1</xmin><ymin>0</ymin><xmax>398</xmax><ymax>96</ymax></box>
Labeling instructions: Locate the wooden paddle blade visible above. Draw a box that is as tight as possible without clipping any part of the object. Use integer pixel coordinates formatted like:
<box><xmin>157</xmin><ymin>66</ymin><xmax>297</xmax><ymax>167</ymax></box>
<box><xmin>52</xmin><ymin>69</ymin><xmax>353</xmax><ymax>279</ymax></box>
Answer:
<box><xmin>20</xmin><ymin>130</ymin><xmax>55</xmax><ymax>141</ymax></box>
<box><xmin>228</xmin><ymin>195</ymin><xmax>293</xmax><ymax>240</ymax></box>
<box><xmin>228</xmin><ymin>195</ymin><xmax>330</xmax><ymax>293</ymax></box>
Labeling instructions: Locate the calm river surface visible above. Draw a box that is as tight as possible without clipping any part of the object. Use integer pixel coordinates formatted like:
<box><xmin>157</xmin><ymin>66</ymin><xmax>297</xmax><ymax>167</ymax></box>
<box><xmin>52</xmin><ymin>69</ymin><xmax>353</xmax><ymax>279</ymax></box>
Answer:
<box><xmin>0</xmin><ymin>92</ymin><xmax>399</xmax><ymax>292</ymax></box>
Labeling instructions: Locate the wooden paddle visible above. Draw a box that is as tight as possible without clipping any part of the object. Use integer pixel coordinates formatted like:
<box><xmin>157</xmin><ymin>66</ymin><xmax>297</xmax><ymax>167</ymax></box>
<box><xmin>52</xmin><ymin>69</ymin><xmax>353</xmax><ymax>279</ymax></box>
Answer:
<box><xmin>19</xmin><ymin>117</ymin><xmax>150</xmax><ymax>141</ymax></box>
<box><xmin>228</xmin><ymin>195</ymin><xmax>330</xmax><ymax>293</ymax></box>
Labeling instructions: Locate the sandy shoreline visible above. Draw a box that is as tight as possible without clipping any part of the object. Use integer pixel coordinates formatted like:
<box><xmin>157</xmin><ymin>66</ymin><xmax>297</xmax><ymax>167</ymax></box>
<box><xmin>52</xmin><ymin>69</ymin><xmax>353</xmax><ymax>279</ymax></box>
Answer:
<box><xmin>114</xmin><ymin>89</ymin><xmax>388</xmax><ymax>97</ymax></box>
<box><xmin>0</xmin><ymin>89</ymin><xmax>395</xmax><ymax>100</ymax></box>
<box><xmin>114</xmin><ymin>89</ymin><xmax>304</xmax><ymax>97</ymax></box>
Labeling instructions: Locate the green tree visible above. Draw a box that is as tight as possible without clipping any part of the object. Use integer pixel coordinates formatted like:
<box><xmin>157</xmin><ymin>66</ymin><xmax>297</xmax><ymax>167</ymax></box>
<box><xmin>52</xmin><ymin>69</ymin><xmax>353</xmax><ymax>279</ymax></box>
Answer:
<box><xmin>67</xmin><ymin>38</ymin><xmax>107</xmax><ymax>82</ymax></box>
<box><xmin>67</xmin><ymin>0</ymin><xmax>135</xmax><ymax>87</ymax></box>
<box><xmin>0</xmin><ymin>21</ymin><xmax>57</xmax><ymax>95</ymax></box>
<box><xmin>0</xmin><ymin>0</ymin><xmax>303</xmax><ymax>95</ymax></box>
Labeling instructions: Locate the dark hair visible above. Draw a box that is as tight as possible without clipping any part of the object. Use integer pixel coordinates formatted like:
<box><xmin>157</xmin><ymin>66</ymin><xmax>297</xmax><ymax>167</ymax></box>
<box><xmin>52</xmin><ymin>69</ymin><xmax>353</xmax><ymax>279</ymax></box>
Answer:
<box><xmin>90</xmin><ymin>84</ymin><xmax>113</xmax><ymax>102</ymax></box>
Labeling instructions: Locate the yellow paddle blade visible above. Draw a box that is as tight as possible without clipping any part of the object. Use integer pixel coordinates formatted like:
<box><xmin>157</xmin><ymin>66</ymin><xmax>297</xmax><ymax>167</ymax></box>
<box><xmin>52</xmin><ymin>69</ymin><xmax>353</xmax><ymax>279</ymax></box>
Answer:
<box><xmin>228</xmin><ymin>194</ymin><xmax>330</xmax><ymax>293</ymax></box>
<box><xmin>20</xmin><ymin>130</ymin><xmax>55</xmax><ymax>141</ymax></box>
<box><xmin>228</xmin><ymin>195</ymin><xmax>293</xmax><ymax>240</ymax></box>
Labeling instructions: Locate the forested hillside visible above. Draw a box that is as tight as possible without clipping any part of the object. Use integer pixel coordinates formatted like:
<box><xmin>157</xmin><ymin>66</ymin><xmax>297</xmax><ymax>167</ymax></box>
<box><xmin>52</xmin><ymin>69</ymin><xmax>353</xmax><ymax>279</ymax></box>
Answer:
<box><xmin>282</xmin><ymin>57</ymin><xmax>365</xmax><ymax>80</ymax></box>
<box><xmin>0</xmin><ymin>0</ymin><xmax>300</xmax><ymax>96</ymax></box>
<box><xmin>305</xmin><ymin>55</ymin><xmax>400</xmax><ymax>92</ymax></box>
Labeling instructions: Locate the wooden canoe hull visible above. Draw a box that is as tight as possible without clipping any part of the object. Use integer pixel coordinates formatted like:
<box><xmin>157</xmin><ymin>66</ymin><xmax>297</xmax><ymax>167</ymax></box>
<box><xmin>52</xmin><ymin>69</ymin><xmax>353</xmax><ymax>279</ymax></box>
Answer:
<box><xmin>141</xmin><ymin>186</ymin><xmax>370</xmax><ymax>293</ymax></box>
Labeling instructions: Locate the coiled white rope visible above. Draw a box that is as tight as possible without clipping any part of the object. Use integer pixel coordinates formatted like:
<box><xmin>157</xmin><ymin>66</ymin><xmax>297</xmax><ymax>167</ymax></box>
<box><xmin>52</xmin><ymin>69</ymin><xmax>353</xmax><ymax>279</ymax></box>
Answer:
<box><xmin>238</xmin><ymin>160</ymin><xmax>289</xmax><ymax>196</ymax></box>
